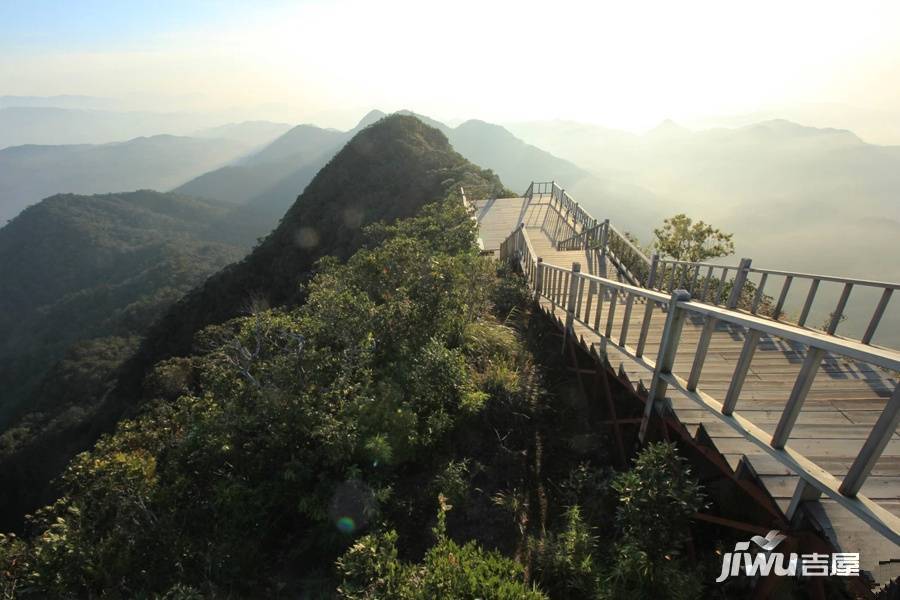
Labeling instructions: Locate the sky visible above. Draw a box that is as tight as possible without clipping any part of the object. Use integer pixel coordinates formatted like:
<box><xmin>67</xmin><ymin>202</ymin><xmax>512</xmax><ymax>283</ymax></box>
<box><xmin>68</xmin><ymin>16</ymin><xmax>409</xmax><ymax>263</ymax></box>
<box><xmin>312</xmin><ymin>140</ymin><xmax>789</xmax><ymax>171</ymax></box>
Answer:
<box><xmin>2</xmin><ymin>0</ymin><xmax>900</xmax><ymax>135</ymax></box>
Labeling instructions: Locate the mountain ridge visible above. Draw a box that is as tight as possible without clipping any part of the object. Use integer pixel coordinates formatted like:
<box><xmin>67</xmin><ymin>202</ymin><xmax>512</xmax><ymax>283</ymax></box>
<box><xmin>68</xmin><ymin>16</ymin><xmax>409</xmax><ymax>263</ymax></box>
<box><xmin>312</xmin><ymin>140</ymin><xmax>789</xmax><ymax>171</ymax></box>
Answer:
<box><xmin>0</xmin><ymin>134</ymin><xmax>253</xmax><ymax>223</ymax></box>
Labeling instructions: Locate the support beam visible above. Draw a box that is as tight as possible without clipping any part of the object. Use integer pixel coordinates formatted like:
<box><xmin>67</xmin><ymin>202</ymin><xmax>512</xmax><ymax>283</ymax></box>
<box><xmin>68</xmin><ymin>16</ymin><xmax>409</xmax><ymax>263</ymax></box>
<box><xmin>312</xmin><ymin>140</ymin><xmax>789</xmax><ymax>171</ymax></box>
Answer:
<box><xmin>563</xmin><ymin>262</ymin><xmax>581</xmax><ymax>352</ymax></box>
<box><xmin>726</xmin><ymin>258</ymin><xmax>752</xmax><ymax>309</ymax></box>
<box><xmin>840</xmin><ymin>385</ymin><xmax>900</xmax><ymax>497</ymax></box>
<box><xmin>688</xmin><ymin>317</ymin><xmax>718</xmax><ymax>391</ymax></box>
<box><xmin>786</xmin><ymin>478</ymin><xmax>822</xmax><ymax>522</ymax></box>
<box><xmin>771</xmin><ymin>347</ymin><xmax>825</xmax><ymax>448</ymax></box>
<box><xmin>722</xmin><ymin>329</ymin><xmax>762</xmax><ymax>415</ymax></box>
<box><xmin>641</xmin><ymin>289</ymin><xmax>691</xmax><ymax>441</ymax></box>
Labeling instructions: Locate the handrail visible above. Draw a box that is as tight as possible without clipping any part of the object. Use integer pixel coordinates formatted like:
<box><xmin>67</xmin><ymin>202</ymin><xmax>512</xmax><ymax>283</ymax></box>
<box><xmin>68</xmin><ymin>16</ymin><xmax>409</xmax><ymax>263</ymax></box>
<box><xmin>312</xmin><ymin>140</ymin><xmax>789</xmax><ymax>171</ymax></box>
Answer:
<box><xmin>652</xmin><ymin>257</ymin><xmax>897</xmax><ymax>346</ymax></box>
<box><xmin>459</xmin><ymin>186</ymin><xmax>485</xmax><ymax>251</ymax></box>
<box><xmin>497</xmin><ymin>223</ymin><xmax>900</xmax><ymax>545</ymax></box>
<box><xmin>557</xmin><ymin>222</ymin><xmax>604</xmax><ymax>251</ymax></box>
<box><xmin>520</xmin><ymin>180</ymin><xmax>898</xmax><ymax>348</ymax></box>
<box><xmin>459</xmin><ymin>186</ymin><xmax>473</xmax><ymax>212</ymax></box>
<box><xmin>606</xmin><ymin>225</ymin><xmax>652</xmax><ymax>287</ymax></box>
<box><xmin>657</xmin><ymin>258</ymin><xmax>900</xmax><ymax>292</ymax></box>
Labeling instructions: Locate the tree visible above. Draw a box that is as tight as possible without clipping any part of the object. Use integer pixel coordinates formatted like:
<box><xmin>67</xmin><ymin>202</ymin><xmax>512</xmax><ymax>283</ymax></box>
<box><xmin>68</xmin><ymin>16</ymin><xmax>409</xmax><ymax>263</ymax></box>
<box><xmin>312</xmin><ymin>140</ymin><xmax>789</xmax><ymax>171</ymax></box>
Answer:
<box><xmin>653</xmin><ymin>214</ymin><xmax>734</xmax><ymax>262</ymax></box>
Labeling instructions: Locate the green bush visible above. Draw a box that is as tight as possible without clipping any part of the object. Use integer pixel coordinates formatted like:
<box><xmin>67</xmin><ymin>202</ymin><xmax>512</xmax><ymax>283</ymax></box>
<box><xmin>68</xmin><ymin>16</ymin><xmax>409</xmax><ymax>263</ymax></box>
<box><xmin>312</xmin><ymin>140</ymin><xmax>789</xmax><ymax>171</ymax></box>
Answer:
<box><xmin>611</xmin><ymin>442</ymin><xmax>705</xmax><ymax>557</ymax></box>
<box><xmin>530</xmin><ymin>506</ymin><xmax>598</xmax><ymax>598</ymax></box>
<box><xmin>0</xmin><ymin>196</ymin><xmax>544</xmax><ymax>598</ymax></box>
<box><xmin>337</xmin><ymin>501</ymin><xmax>547</xmax><ymax>600</ymax></box>
<box><xmin>530</xmin><ymin>444</ymin><xmax>706</xmax><ymax>600</ymax></box>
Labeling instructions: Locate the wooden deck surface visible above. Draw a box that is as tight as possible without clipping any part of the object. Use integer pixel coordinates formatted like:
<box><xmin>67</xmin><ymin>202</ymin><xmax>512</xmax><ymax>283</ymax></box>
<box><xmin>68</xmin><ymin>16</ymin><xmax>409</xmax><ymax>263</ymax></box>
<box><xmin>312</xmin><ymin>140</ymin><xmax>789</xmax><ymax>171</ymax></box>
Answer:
<box><xmin>474</xmin><ymin>197</ymin><xmax>900</xmax><ymax>582</ymax></box>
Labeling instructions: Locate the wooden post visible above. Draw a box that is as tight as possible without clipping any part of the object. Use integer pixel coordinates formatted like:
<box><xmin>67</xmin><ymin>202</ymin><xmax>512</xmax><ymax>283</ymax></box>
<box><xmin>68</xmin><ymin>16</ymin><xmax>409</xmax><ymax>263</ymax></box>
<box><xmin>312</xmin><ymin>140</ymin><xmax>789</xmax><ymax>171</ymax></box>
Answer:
<box><xmin>687</xmin><ymin>316</ymin><xmax>718</xmax><ymax>391</ymax></box>
<box><xmin>534</xmin><ymin>258</ymin><xmax>544</xmax><ymax>303</ymax></box>
<box><xmin>786</xmin><ymin>478</ymin><xmax>821</xmax><ymax>522</ymax></box>
<box><xmin>599</xmin><ymin>219</ymin><xmax>610</xmax><ymax>276</ymax></box>
<box><xmin>840</xmin><ymin>384</ymin><xmax>900</xmax><ymax>496</ymax></box>
<box><xmin>722</xmin><ymin>329</ymin><xmax>762</xmax><ymax>415</ymax></box>
<box><xmin>771</xmin><ymin>347</ymin><xmax>825</xmax><ymax>448</ymax></box>
<box><xmin>641</xmin><ymin>289</ymin><xmax>691</xmax><ymax>441</ymax></box>
<box><xmin>798</xmin><ymin>278</ymin><xmax>821</xmax><ymax>326</ymax></box>
<box><xmin>647</xmin><ymin>253</ymin><xmax>660</xmax><ymax>289</ymax></box>
<box><xmin>826</xmin><ymin>282</ymin><xmax>853</xmax><ymax>335</ymax></box>
<box><xmin>773</xmin><ymin>275</ymin><xmax>793</xmax><ymax>320</ymax></box>
<box><xmin>563</xmin><ymin>262</ymin><xmax>581</xmax><ymax>352</ymax></box>
<box><xmin>726</xmin><ymin>258</ymin><xmax>752</xmax><ymax>309</ymax></box>
<box><xmin>518</xmin><ymin>222</ymin><xmax>525</xmax><ymax>262</ymax></box>
<box><xmin>862</xmin><ymin>288</ymin><xmax>892</xmax><ymax>344</ymax></box>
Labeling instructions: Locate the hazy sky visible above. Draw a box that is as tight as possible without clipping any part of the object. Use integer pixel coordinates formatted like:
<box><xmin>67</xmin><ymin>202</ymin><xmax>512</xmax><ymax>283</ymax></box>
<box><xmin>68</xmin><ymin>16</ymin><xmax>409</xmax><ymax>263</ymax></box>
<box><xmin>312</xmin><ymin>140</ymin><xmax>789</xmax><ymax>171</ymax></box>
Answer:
<box><xmin>2</xmin><ymin>0</ymin><xmax>899</xmax><ymax>132</ymax></box>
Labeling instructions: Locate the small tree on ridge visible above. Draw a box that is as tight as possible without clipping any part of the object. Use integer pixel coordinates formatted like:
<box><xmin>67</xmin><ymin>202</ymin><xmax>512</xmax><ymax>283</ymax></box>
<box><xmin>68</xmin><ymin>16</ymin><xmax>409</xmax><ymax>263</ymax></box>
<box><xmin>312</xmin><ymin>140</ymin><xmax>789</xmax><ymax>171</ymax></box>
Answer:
<box><xmin>653</xmin><ymin>214</ymin><xmax>734</xmax><ymax>262</ymax></box>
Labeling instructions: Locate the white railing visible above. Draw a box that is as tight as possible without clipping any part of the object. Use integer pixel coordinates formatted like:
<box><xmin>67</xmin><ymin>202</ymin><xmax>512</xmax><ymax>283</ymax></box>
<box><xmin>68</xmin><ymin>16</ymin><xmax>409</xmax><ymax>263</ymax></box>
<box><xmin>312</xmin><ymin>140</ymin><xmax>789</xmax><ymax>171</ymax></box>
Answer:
<box><xmin>651</xmin><ymin>258</ymin><xmax>899</xmax><ymax>348</ymax></box>
<box><xmin>523</xmin><ymin>180</ymin><xmax>899</xmax><ymax>350</ymax></box>
<box><xmin>498</xmin><ymin>225</ymin><xmax>900</xmax><ymax>546</ymax></box>
<box><xmin>459</xmin><ymin>186</ymin><xmax>484</xmax><ymax>251</ymax></box>
<box><xmin>528</xmin><ymin>181</ymin><xmax>599</xmax><ymax>239</ymax></box>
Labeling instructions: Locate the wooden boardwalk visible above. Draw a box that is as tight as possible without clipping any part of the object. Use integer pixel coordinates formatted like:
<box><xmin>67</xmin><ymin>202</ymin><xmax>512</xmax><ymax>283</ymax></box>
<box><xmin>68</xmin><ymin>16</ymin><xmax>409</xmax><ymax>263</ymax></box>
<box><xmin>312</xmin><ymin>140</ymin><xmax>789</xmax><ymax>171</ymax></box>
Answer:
<box><xmin>473</xmin><ymin>194</ymin><xmax>900</xmax><ymax>584</ymax></box>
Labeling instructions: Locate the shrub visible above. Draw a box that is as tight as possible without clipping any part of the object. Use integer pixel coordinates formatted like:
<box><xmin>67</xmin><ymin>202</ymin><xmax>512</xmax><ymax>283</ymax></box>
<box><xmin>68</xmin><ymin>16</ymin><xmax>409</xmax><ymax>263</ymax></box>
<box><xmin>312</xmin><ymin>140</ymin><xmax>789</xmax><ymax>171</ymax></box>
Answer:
<box><xmin>611</xmin><ymin>442</ymin><xmax>705</xmax><ymax>557</ymax></box>
<box><xmin>530</xmin><ymin>505</ymin><xmax>598</xmax><ymax>598</ymax></box>
<box><xmin>337</xmin><ymin>500</ymin><xmax>547</xmax><ymax>600</ymax></box>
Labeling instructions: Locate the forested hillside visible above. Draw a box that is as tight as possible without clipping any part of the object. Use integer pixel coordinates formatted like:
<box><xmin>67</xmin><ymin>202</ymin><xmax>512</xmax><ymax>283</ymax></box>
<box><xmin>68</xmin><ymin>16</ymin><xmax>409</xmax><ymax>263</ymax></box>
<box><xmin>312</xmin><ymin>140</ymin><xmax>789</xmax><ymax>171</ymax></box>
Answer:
<box><xmin>0</xmin><ymin>115</ymin><xmax>508</xmax><ymax>533</ymax></box>
<box><xmin>131</xmin><ymin>114</ymin><xmax>509</xmax><ymax>380</ymax></box>
<box><xmin>0</xmin><ymin>191</ymin><xmax>247</xmax><ymax>421</ymax></box>
<box><xmin>0</xmin><ymin>191</ymin><xmax>248</xmax><ymax>526</ymax></box>
<box><xmin>0</xmin><ymin>161</ymin><xmax>710</xmax><ymax>600</ymax></box>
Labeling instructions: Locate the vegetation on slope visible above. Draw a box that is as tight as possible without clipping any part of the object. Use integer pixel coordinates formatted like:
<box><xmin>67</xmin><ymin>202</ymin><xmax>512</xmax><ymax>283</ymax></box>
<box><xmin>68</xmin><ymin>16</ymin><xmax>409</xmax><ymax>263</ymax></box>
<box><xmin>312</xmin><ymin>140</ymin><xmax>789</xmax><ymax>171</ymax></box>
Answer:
<box><xmin>0</xmin><ymin>191</ymin><xmax>249</xmax><ymax>529</ymax></box>
<box><xmin>0</xmin><ymin>115</ymin><xmax>508</xmax><ymax>534</ymax></box>
<box><xmin>130</xmin><ymin>114</ymin><xmax>510</xmax><ymax>386</ymax></box>
<box><xmin>0</xmin><ymin>193</ymin><xmax>707</xmax><ymax>599</ymax></box>
<box><xmin>0</xmin><ymin>191</ymin><xmax>246</xmax><ymax>426</ymax></box>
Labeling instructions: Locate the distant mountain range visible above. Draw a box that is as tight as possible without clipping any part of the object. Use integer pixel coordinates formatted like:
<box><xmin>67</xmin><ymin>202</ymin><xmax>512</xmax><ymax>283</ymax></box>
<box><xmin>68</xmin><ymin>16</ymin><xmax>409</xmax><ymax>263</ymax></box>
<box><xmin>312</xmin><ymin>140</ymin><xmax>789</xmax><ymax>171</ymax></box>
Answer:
<box><xmin>193</xmin><ymin>120</ymin><xmax>294</xmax><ymax>149</ymax></box>
<box><xmin>0</xmin><ymin>135</ymin><xmax>252</xmax><ymax>223</ymax></box>
<box><xmin>508</xmin><ymin>117</ymin><xmax>900</xmax><ymax>266</ymax></box>
<box><xmin>0</xmin><ymin>106</ymin><xmax>222</xmax><ymax>149</ymax></box>
<box><xmin>0</xmin><ymin>106</ymin><xmax>586</xmax><ymax>232</ymax></box>
<box><xmin>3</xmin><ymin>106</ymin><xmax>900</xmax><ymax>347</ymax></box>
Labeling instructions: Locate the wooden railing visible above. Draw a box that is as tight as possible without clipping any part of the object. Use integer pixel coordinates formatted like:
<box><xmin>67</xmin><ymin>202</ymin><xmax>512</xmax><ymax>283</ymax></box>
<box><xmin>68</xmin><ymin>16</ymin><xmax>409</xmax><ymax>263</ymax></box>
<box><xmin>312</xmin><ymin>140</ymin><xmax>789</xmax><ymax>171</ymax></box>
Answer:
<box><xmin>606</xmin><ymin>224</ymin><xmax>652</xmax><ymax>287</ymax></box>
<box><xmin>459</xmin><ymin>186</ymin><xmax>484</xmax><ymax>251</ymax></box>
<box><xmin>528</xmin><ymin>181</ymin><xmax>598</xmax><ymax>240</ymax></box>
<box><xmin>523</xmin><ymin>180</ymin><xmax>898</xmax><ymax>350</ymax></box>
<box><xmin>498</xmin><ymin>225</ymin><xmax>900</xmax><ymax>546</ymax></box>
<box><xmin>650</xmin><ymin>257</ymin><xmax>899</xmax><ymax>348</ymax></box>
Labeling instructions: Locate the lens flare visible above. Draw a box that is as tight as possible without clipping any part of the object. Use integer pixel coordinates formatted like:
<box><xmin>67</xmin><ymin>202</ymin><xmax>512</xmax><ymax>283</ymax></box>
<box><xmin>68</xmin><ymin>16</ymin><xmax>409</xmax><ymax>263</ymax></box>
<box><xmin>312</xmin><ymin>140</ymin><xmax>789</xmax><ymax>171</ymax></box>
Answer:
<box><xmin>336</xmin><ymin>516</ymin><xmax>356</xmax><ymax>534</ymax></box>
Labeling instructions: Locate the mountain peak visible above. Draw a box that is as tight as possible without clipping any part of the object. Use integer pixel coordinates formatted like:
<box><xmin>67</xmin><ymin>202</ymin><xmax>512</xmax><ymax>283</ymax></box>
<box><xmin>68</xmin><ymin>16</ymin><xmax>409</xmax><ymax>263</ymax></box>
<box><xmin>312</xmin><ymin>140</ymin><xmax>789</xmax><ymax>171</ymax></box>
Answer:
<box><xmin>646</xmin><ymin>118</ymin><xmax>688</xmax><ymax>138</ymax></box>
<box><xmin>350</xmin><ymin>109</ymin><xmax>387</xmax><ymax>133</ymax></box>
<box><xmin>129</xmin><ymin>113</ymin><xmax>503</xmax><ymax>370</ymax></box>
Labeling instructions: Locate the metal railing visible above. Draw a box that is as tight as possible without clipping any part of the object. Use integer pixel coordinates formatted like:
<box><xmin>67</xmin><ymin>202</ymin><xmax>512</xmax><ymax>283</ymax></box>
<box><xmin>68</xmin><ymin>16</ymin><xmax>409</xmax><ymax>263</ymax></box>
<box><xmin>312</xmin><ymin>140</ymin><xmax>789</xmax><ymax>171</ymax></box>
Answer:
<box><xmin>498</xmin><ymin>225</ymin><xmax>900</xmax><ymax>546</ymax></box>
